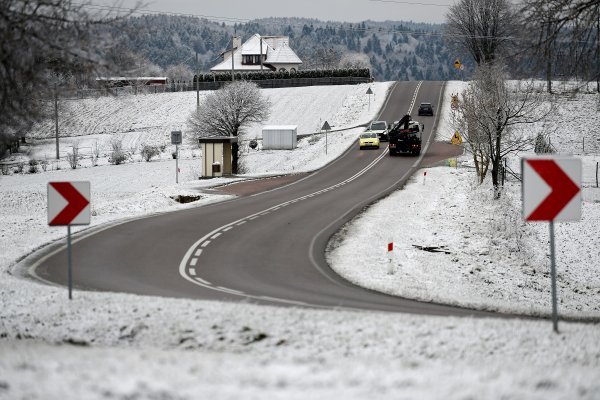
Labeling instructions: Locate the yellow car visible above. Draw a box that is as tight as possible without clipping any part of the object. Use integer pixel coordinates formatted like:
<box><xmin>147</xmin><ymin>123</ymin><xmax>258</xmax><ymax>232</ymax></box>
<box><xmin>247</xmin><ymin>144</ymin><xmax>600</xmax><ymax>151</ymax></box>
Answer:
<box><xmin>359</xmin><ymin>132</ymin><xmax>380</xmax><ymax>149</ymax></box>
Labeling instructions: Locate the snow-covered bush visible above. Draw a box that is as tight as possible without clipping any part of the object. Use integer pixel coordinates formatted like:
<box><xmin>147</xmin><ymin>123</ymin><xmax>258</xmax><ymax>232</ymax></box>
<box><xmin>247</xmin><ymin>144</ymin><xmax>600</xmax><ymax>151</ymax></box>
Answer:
<box><xmin>66</xmin><ymin>142</ymin><xmax>80</xmax><ymax>169</ymax></box>
<box><xmin>109</xmin><ymin>139</ymin><xmax>127</xmax><ymax>165</ymax></box>
<box><xmin>141</xmin><ymin>144</ymin><xmax>160</xmax><ymax>162</ymax></box>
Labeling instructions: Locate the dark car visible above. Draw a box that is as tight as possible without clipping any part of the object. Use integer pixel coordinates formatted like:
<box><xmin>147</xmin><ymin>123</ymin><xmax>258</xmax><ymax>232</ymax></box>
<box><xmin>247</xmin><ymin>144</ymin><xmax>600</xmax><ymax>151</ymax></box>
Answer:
<box><xmin>418</xmin><ymin>102</ymin><xmax>434</xmax><ymax>116</ymax></box>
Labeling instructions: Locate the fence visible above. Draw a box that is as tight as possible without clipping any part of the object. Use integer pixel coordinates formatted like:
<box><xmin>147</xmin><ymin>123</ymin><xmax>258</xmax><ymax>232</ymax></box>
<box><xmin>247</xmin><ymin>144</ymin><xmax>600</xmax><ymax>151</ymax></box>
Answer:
<box><xmin>57</xmin><ymin>76</ymin><xmax>372</xmax><ymax>100</ymax></box>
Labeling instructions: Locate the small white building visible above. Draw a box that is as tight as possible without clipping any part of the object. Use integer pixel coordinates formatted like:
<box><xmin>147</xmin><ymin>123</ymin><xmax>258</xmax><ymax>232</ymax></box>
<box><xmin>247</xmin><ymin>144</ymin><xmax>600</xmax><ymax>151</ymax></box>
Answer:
<box><xmin>262</xmin><ymin>125</ymin><xmax>298</xmax><ymax>150</ymax></box>
<box><xmin>211</xmin><ymin>34</ymin><xmax>302</xmax><ymax>73</ymax></box>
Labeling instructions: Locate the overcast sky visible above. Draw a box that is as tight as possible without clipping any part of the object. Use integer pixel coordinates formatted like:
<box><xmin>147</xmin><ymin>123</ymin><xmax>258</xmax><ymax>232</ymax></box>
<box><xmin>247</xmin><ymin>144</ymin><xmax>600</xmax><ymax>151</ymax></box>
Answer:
<box><xmin>96</xmin><ymin>0</ymin><xmax>453</xmax><ymax>24</ymax></box>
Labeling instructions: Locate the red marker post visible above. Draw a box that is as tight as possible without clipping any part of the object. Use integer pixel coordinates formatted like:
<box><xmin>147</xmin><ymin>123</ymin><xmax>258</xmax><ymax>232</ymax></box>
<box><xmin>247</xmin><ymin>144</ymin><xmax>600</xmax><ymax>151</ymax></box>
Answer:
<box><xmin>522</xmin><ymin>157</ymin><xmax>581</xmax><ymax>333</ymax></box>
<box><xmin>48</xmin><ymin>182</ymin><xmax>91</xmax><ymax>299</ymax></box>
<box><xmin>387</xmin><ymin>240</ymin><xmax>394</xmax><ymax>274</ymax></box>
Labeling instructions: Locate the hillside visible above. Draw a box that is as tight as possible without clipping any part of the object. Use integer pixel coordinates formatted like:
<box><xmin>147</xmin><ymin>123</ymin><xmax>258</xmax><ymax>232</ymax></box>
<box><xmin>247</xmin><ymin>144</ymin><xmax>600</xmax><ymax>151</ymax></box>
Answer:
<box><xmin>104</xmin><ymin>15</ymin><xmax>467</xmax><ymax>82</ymax></box>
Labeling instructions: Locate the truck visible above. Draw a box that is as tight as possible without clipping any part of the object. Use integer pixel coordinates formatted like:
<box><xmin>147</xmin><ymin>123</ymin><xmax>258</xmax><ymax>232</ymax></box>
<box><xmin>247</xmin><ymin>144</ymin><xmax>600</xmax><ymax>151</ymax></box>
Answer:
<box><xmin>387</xmin><ymin>114</ymin><xmax>424</xmax><ymax>156</ymax></box>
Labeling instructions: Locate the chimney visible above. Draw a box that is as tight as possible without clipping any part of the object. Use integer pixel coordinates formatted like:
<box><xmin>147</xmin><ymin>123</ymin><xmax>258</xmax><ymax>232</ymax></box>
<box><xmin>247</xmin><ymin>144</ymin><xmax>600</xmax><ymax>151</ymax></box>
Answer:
<box><xmin>233</xmin><ymin>36</ymin><xmax>242</xmax><ymax>49</ymax></box>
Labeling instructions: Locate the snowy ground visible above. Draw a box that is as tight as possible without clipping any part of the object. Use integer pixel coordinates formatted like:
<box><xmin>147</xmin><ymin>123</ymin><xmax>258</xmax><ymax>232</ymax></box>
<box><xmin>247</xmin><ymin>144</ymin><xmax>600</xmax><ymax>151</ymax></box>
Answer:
<box><xmin>1</xmin><ymin>81</ymin><xmax>599</xmax><ymax>399</ymax></box>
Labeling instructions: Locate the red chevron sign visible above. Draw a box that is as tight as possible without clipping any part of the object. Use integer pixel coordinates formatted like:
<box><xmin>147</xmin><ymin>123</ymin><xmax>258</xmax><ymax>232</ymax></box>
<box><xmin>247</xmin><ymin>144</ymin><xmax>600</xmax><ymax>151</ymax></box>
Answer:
<box><xmin>522</xmin><ymin>158</ymin><xmax>581</xmax><ymax>222</ymax></box>
<box><xmin>48</xmin><ymin>182</ymin><xmax>91</xmax><ymax>226</ymax></box>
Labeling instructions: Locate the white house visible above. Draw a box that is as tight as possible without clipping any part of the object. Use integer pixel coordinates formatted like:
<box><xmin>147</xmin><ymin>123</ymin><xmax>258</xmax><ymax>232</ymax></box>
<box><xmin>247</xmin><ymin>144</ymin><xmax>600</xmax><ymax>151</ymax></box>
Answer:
<box><xmin>211</xmin><ymin>34</ymin><xmax>302</xmax><ymax>73</ymax></box>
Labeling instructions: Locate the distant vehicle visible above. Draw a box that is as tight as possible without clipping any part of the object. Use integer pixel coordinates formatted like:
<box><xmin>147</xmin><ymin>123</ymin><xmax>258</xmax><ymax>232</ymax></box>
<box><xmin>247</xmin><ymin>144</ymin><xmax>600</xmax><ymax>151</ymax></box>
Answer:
<box><xmin>417</xmin><ymin>102</ymin><xmax>434</xmax><ymax>116</ymax></box>
<box><xmin>366</xmin><ymin>120</ymin><xmax>389</xmax><ymax>141</ymax></box>
<box><xmin>388</xmin><ymin>114</ymin><xmax>423</xmax><ymax>156</ymax></box>
<box><xmin>359</xmin><ymin>132</ymin><xmax>380</xmax><ymax>149</ymax></box>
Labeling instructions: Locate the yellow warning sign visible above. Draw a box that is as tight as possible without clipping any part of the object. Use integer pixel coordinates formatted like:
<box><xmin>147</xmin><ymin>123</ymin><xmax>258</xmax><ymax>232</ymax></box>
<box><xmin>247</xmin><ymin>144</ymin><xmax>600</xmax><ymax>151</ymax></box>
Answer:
<box><xmin>454</xmin><ymin>59</ymin><xmax>461</xmax><ymax>69</ymax></box>
<box><xmin>450</xmin><ymin>93</ymin><xmax>459</xmax><ymax>110</ymax></box>
<box><xmin>451</xmin><ymin>130</ymin><xmax>463</xmax><ymax>145</ymax></box>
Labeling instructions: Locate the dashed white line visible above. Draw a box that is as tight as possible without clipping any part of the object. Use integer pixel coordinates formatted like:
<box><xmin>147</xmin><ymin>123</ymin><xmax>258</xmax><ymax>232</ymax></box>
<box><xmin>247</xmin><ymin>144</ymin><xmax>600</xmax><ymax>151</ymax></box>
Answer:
<box><xmin>223</xmin><ymin>226</ymin><xmax>233</xmax><ymax>232</ymax></box>
<box><xmin>201</xmin><ymin>240</ymin><xmax>211</xmax><ymax>248</ymax></box>
<box><xmin>249</xmin><ymin>215</ymin><xmax>259</xmax><ymax>220</ymax></box>
<box><xmin>190</xmin><ymin>258</ymin><xmax>198</xmax><ymax>266</ymax></box>
<box><xmin>236</xmin><ymin>221</ymin><xmax>247</xmax><ymax>226</ymax></box>
<box><xmin>189</xmin><ymin>268</ymin><xmax>196</xmax><ymax>276</ymax></box>
<box><xmin>211</xmin><ymin>232</ymin><xmax>222</xmax><ymax>239</ymax></box>
<box><xmin>194</xmin><ymin>249</ymin><xmax>203</xmax><ymax>257</ymax></box>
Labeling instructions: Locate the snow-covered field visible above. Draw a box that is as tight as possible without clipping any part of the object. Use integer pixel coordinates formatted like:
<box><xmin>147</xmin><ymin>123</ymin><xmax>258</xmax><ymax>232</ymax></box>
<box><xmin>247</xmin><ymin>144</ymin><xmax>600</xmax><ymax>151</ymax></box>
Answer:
<box><xmin>1</xmin><ymin>81</ymin><xmax>599</xmax><ymax>399</ymax></box>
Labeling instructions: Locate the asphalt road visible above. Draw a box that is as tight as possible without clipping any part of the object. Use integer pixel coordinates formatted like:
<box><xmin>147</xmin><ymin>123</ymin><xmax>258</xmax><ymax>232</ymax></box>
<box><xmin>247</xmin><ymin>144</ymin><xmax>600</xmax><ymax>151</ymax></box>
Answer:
<box><xmin>31</xmin><ymin>81</ymin><xmax>494</xmax><ymax>316</ymax></box>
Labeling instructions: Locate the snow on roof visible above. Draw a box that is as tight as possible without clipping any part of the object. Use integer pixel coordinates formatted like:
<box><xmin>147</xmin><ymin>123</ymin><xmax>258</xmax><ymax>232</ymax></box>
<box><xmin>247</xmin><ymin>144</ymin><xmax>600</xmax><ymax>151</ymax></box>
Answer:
<box><xmin>241</xmin><ymin>34</ymin><xmax>270</xmax><ymax>55</ymax></box>
<box><xmin>265</xmin><ymin>44</ymin><xmax>302</xmax><ymax>65</ymax></box>
<box><xmin>211</xmin><ymin>34</ymin><xmax>301</xmax><ymax>72</ymax></box>
<box><xmin>262</xmin><ymin>125</ymin><xmax>298</xmax><ymax>130</ymax></box>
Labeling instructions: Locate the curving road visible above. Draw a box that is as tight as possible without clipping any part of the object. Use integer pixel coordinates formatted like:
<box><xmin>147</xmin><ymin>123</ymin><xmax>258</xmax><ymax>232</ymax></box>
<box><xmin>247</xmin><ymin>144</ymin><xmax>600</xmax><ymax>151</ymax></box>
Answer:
<box><xmin>31</xmin><ymin>81</ymin><xmax>493</xmax><ymax>316</ymax></box>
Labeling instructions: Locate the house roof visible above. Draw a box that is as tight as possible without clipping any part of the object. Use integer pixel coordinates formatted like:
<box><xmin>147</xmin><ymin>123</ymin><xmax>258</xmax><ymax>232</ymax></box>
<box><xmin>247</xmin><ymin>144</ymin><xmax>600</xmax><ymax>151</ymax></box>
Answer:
<box><xmin>211</xmin><ymin>34</ymin><xmax>302</xmax><ymax>72</ymax></box>
<box><xmin>265</xmin><ymin>44</ymin><xmax>302</xmax><ymax>64</ymax></box>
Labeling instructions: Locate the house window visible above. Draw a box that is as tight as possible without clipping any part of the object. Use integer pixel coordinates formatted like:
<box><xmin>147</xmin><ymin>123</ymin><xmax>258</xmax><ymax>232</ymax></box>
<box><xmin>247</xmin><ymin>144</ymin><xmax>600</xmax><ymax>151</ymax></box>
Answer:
<box><xmin>242</xmin><ymin>55</ymin><xmax>262</xmax><ymax>65</ymax></box>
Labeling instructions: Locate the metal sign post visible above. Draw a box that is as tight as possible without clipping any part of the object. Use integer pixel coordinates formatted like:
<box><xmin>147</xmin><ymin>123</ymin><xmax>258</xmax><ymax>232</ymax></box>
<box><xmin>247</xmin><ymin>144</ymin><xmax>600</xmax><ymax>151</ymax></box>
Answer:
<box><xmin>48</xmin><ymin>181</ymin><xmax>91</xmax><ymax>300</ymax></box>
<box><xmin>171</xmin><ymin>131</ymin><xmax>182</xmax><ymax>184</ymax></box>
<box><xmin>321</xmin><ymin>121</ymin><xmax>331</xmax><ymax>155</ymax></box>
<box><xmin>522</xmin><ymin>157</ymin><xmax>581</xmax><ymax>333</ymax></box>
<box><xmin>366</xmin><ymin>87</ymin><xmax>373</xmax><ymax>111</ymax></box>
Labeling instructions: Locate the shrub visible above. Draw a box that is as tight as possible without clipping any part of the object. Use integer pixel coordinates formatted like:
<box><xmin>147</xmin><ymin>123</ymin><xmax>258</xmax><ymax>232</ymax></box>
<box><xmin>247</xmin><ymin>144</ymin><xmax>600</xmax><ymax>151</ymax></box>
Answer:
<box><xmin>141</xmin><ymin>144</ymin><xmax>160</xmax><ymax>162</ymax></box>
<box><xmin>109</xmin><ymin>139</ymin><xmax>127</xmax><ymax>165</ymax></box>
<box><xmin>28</xmin><ymin>159</ymin><xmax>38</xmax><ymax>173</ymax></box>
<box><xmin>67</xmin><ymin>142</ymin><xmax>80</xmax><ymax>169</ymax></box>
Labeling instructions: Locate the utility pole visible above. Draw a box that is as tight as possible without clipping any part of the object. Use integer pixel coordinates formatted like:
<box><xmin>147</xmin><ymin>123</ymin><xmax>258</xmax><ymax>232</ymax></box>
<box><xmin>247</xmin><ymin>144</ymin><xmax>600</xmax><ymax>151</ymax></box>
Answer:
<box><xmin>231</xmin><ymin>34</ymin><xmax>235</xmax><ymax>82</ymax></box>
<box><xmin>54</xmin><ymin>82</ymin><xmax>59</xmax><ymax>160</ymax></box>
<box><xmin>260</xmin><ymin>34</ymin><xmax>263</xmax><ymax>71</ymax></box>
<box><xmin>196</xmin><ymin>51</ymin><xmax>200</xmax><ymax>108</ymax></box>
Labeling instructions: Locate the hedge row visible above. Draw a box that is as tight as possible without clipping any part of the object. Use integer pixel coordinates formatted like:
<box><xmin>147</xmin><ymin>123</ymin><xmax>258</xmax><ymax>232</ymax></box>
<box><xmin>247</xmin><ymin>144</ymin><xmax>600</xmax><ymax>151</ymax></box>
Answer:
<box><xmin>193</xmin><ymin>68</ymin><xmax>371</xmax><ymax>83</ymax></box>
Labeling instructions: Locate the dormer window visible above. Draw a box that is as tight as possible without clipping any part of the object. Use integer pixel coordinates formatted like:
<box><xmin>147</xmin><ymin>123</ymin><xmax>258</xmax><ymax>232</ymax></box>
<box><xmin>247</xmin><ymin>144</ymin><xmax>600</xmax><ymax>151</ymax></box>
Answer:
<box><xmin>242</xmin><ymin>55</ymin><xmax>262</xmax><ymax>65</ymax></box>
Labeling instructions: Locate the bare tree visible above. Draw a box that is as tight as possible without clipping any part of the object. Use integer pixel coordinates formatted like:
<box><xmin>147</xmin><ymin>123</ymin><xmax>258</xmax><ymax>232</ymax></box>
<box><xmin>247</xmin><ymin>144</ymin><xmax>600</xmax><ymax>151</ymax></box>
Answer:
<box><xmin>0</xmin><ymin>0</ymin><xmax>136</xmax><ymax>149</ymax></box>
<box><xmin>188</xmin><ymin>81</ymin><xmax>270</xmax><ymax>174</ymax></box>
<box><xmin>338</xmin><ymin>52</ymin><xmax>372</xmax><ymax>70</ymax></box>
<box><xmin>457</xmin><ymin>63</ymin><xmax>553</xmax><ymax>196</ymax></box>
<box><xmin>520</xmin><ymin>0</ymin><xmax>600</xmax><ymax>93</ymax></box>
<box><xmin>165</xmin><ymin>64</ymin><xmax>194</xmax><ymax>89</ymax></box>
<box><xmin>445</xmin><ymin>0</ymin><xmax>517</xmax><ymax>66</ymax></box>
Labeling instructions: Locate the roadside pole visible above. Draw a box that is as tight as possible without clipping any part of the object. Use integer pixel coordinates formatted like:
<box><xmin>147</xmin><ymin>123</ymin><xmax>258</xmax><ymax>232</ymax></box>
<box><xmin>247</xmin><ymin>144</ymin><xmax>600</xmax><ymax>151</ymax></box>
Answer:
<box><xmin>67</xmin><ymin>225</ymin><xmax>72</xmax><ymax>299</ymax></box>
<box><xmin>549</xmin><ymin>221</ymin><xmax>558</xmax><ymax>332</ymax></box>
<box><xmin>48</xmin><ymin>181</ymin><xmax>91</xmax><ymax>300</ymax></box>
<box><xmin>321</xmin><ymin>121</ymin><xmax>331</xmax><ymax>155</ymax></box>
<box><xmin>522</xmin><ymin>157</ymin><xmax>581</xmax><ymax>333</ymax></box>
<box><xmin>171</xmin><ymin>131</ymin><xmax>182</xmax><ymax>184</ymax></box>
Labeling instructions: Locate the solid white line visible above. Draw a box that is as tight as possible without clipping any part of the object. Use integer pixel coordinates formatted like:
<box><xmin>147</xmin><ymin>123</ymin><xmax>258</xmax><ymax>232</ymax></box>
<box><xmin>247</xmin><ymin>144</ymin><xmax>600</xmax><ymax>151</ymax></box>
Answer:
<box><xmin>211</xmin><ymin>232</ymin><xmax>222</xmax><ymax>239</ymax></box>
<box><xmin>236</xmin><ymin>221</ymin><xmax>247</xmax><ymax>225</ymax></box>
<box><xmin>194</xmin><ymin>277</ymin><xmax>211</xmax><ymax>285</ymax></box>
<box><xmin>216</xmin><ymin>286</ymin><xmax>245</xmax><ymax>295</ymax></box>
<box><xmin>249</xmin><ymin>215</ymin><xmax>259</xmax><ymax>220</ymax></box>
<box><xmin>189</xmin><ymin>258</ymin><xmax>198</xmax><ymax>266</ymax></box>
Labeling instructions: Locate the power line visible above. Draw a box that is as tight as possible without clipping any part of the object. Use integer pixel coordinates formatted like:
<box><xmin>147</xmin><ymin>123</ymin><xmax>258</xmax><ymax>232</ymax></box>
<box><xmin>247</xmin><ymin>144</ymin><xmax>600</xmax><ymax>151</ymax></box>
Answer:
<box><xmin>368</xmin><ymin>0</ymin><xmax>450</xmax><ymax>7</ymax></box>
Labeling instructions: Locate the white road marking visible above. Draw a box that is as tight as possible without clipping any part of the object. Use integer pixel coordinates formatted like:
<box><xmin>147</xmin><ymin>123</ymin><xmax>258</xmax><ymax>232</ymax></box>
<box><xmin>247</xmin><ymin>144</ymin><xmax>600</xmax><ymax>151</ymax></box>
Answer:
<box><xmin>194</xmin><ymin>277</ymin><xmax>211</xmax><ymax>285</ymax></box>
<box><xmin>189</xmin><ymin>268</ymin><xmax>196</xmax><ymax>276</ymax></box>
<box><xmin>217</xmin><ymin>286</ymin><xmax>245</xmax><ymax>295</ymax></box>
<box><xmin>190</xmin><ymin>258</ymin><xmax>198</xmax><ymax>266</ymax></box>
<box><xmin>179</xmin><ymin>81</ymin><xmax>427</xmax><ymax>307</ymax></box>
<box><xmin>223</xmin><ymin>226</ymin><xmax>233</xmax><ymax>232</ymax></box>
<box><xmin>194</xmin><ymin>249</ymin><xmax>203</xmax><ymax>257</ymax></box>
<box><xmin>211</xmin><ymin>232</ymin><xmax>222</xmax><ymax>239</ymax></box>
<box><xmin>249</xmin><ymin>215</ymin><xmax>259</xmax><ymax>220</ymax></box>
